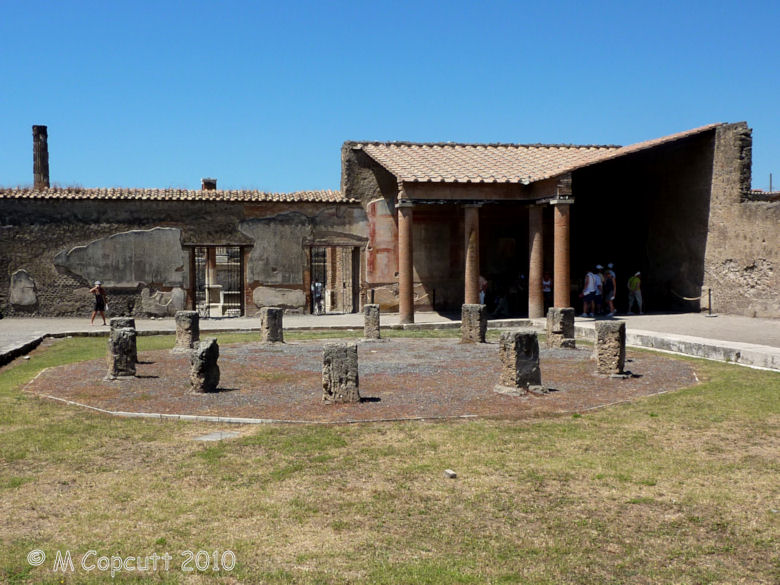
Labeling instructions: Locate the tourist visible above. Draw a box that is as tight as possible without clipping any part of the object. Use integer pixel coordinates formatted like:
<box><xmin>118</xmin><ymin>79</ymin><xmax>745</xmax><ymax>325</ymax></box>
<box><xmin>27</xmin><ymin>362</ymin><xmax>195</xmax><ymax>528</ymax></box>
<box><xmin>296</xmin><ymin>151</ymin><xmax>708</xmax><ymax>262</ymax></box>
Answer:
<box><xmin>479</xmin><ymin>274</ymin><xmax>488</xmax><ymax>305</ymax></box>
<box><xmin>580</xmin><ymin>268</ymin><xmax>598</xmax><ymax>317</ymax></box>
<box><xmin>627</xmin><ymin>271</ymin><xmax>643</xmax><ymax>314</ymax></box>
<box><xmin>89</xmin><ymin>281</ymin><xmax>107</xmax><ymax>325</ymax></box>
<box><xmin>311</xmin><ymin>281</ymin><xmax>324</xmax><ymax>315</ymax></box>
<box><xmin>594</xmin><ymin>265</ymin><xmax>605</xmax><ymax>315</ymax></box>
<box><xmin>604</xmin><ymin>263</ymin><xmax>617</xmax><ymax>316</ymax></box>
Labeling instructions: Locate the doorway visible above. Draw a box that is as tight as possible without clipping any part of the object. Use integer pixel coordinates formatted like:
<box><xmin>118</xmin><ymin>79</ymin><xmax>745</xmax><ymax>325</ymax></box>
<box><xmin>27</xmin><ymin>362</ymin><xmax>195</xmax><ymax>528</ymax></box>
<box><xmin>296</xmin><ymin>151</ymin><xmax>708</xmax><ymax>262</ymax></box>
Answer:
<box><xmin>309</xmin><ymin>245</ymin><xmax>361</xmax><ymax>314</ymax></box>
<box><xmin>192</xmin><ymin>246</ymin><xmax>245</xmax><ymax>318</ymax></box>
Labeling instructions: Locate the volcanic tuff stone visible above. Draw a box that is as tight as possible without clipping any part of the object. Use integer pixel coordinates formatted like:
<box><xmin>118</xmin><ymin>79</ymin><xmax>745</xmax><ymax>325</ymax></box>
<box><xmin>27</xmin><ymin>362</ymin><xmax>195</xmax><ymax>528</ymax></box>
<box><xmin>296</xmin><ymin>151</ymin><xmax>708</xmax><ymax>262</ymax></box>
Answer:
<box><xmin>322</xmin><ymin>343</ymin><xmax>360</xmax><ymax>403</ymax></box>
<box><xmin>363</xmin><ymin>304</ymin><xmax>380</xmax><ymax>339</ymax></box>
<box><xmin>494</xmin><ymin>330</ymin><xmax>542</xmax><ymax>395</ymax></box>
<box><xmin>595</xmin><ymin>321</ymin><xmax>626</xmax><ymax>375</ymax></box>
<box><xmin>261</xmin><ymin>307</ymin><xmax>284</xmax><ymax>343</ymax></box>
<box><xmin>546</xmin><ymin>307</ymin><xmax>576</xmax><ymax>349</ymax></box>
<box><xmin>110</xmin><ymin>318</ymin><xmax>138</xmax><ymax>364</ymax></box>
<box><xmin>110</xmin><ymin>317</ymin><xmax>136</xmax><ymax>329</ymax></box>
<box><xmin>106</xmin><ymin>327</ymin><xmax>136</xmax><ymax>379</ymax></box>
<box><xmin>190</xmin><ymin>338</ymin><xmax>220</xmax><ymax>393</ymax></box>
<box><xmin>9</xmin><ymin>269</ymin><xmax>37</xmax><ymax>306</ymax></box>
<box><xmin>461</xmin><ymin>304</ymin><xmax>487</xmax><ymax>343</ymax></box>
<box><xmin>173</xmin><ymin>310</ymin><xmax>200</xmax><ymax>352</ymax></box>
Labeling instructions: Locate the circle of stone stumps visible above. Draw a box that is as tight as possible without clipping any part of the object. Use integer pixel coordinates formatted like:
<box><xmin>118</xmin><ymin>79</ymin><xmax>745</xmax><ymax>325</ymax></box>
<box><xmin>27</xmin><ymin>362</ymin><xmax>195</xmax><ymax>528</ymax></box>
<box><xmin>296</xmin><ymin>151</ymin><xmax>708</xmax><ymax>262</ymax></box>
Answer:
<box><xmin>173</xmin><ymin>310</ymin><xmax>200</xmax><ymax>352</ymax></box>
<box><xmin>190</xmin><ymin>338</ymin><xmax>220</xmax><ymax>393</ymax></box>
<box><xmin>595</xmin><ymin>321</ymin><xmax>627</xmax><ymax>376</ymax></box>
<box><xmin>494</xmin><ymin>330</ymin><xmax>545</xmax><ymax>396</ymax></box>
<box><xmin>260</xmin><ymin>307</ymin><xmax>284</xmax><ymax>343</ymax></box>
<box><xmin>322</xmin><ymin>342</ymin><xmax>361</xmax><ymax>403</ymax></box>
<box><xmin>461</xmin><ymin>304</ymin><xmax>487</xmax><ymax>343</ymax></box>
<box><xmin>546</xmin><ymin>307</ymin><xmax>575</xmax><ymax>349</ymax></box>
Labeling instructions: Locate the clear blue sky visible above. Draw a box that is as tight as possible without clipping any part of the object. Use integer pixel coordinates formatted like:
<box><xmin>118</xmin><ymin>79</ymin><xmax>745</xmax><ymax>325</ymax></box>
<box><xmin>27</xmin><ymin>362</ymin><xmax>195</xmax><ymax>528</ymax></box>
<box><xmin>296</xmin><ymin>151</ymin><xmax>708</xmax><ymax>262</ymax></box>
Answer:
<box><xmin>2</xmin><ymin>0</ymin><xmax>778</xmax><ymax>191</ymax></box>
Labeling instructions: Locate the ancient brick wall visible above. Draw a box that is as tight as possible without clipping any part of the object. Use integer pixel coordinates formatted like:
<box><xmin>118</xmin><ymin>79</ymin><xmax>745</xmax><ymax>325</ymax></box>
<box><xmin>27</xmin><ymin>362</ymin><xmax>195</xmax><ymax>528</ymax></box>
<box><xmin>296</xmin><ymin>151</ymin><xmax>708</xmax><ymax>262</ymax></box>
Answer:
<box><xmin>703</xmin><ymin>123</ymin><xmax>780</xmax><ymax>317</ymax></box>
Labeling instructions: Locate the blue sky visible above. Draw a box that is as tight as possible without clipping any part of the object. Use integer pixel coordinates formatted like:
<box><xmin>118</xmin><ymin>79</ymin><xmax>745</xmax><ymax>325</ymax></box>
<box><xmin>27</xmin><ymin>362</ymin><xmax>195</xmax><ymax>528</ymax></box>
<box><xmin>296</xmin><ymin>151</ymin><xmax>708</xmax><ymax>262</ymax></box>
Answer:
<box><xmin>2</xmin><ymin>0</ymin><xmax>778</xmax><ymax>191</ymax></box>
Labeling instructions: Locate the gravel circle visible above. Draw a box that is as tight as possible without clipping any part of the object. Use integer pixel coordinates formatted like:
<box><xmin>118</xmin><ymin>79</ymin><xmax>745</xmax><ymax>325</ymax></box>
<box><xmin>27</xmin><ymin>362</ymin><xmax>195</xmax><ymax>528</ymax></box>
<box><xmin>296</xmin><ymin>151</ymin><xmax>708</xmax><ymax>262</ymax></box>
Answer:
<box><xmin>25</xmin><ymin>338</ymin><xmax>698</xmax><ymax>423</ymax></box>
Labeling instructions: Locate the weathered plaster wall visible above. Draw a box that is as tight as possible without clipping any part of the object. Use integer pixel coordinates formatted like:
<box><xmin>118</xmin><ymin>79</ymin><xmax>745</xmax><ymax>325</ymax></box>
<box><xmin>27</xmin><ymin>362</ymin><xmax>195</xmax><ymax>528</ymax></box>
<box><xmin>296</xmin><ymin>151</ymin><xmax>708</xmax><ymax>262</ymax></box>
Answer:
<box><xmin>703</xmin><ymin>123</ymin><xmax>780</xmax><ymax>317</ymax></box>
<box><xmin>0</xmin><ymin>198</ymin><xmax>366</xmax><ymax>317</ymax></box>
<box><xmin>362</xmin><ymin>197</ymin><xmax>466</xmax><ymax>311</ymax></box>
<box><xmin>241</xmin><ymin>213</ymin><xmax>313</xmax><ymax>285</ymax></box>
<box><xmin>0</xmin><ymin>199</ymin><xmax>206</xmax><ymax>316</ymax></box>
<box><xmin>341</xmin><ymin>144</ymin><xmax>399</xmax><ymax>208</ymax></box>
<box><xmin>238</xmin><ymin>207</ymin><xmax>367</xmax><ymax>313</ymax></box>
<box><xmin>54</xmin><ymin>227</ymin><xmax>187</xmax><ymax>288</ymax></box>
<box><xmin>365</xmin><ymin>198</ymin><xmax>398</xmax><ymax>284</ymax></box>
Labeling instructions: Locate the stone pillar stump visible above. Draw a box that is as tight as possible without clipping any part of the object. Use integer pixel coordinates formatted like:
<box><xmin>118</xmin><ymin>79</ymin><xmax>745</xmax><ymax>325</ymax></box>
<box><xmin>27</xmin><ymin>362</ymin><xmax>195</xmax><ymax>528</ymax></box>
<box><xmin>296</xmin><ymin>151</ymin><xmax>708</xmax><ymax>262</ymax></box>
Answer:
<box><xmin>494</xmin><ymin>330</ymin><xmax>543</xmax><ymax>395</ymax></box>
<box><xmin>546</xmin><ymin>307</ymin><xmax>575</xmax><ymax>349</ymax></box>
<box><xmin>461</xmin><ymin>304</ymin><xmax>487</xmax><ymax>343</ymax></box>
<box><xmin>363</xmin><ymin>304</ymin><xmax>380</xmax><ymax>339</ymax></box>
<box><xmin>110</xmin><ymin>317</ymin><xmax>136</xmax><ymax>329</ymax></box>
<box><xmin>173</xmin><ymin>310</ymin><xmax>200</xmax><ymax>352</ymax></box>
<box><xmin>322</xmin><ymin>343</ymin><xmax>360</xmax><ymax>403</ymax></box>
<box><xmin>106</xmin><ymin>327</ymin><xmax>136</xmax><ymax>379</ymax></box>
<box><xmin>190</xmin><ymin>338</ymin><xmax>220</xmax><ymax>393</ymax></box>
<box><xmin>595</xmin><ymin>321</ymin><xmax>626</xmax><ymax>375</ymax></box>
<box><xmin>261</xmin><ymin>307</ymin><xmax>284</xmax><ymax>343</ymax></box>
<box><xmin>109</xmin><ymin>317</ymin><xmax>138</xmax><ymax>363</ymax></box>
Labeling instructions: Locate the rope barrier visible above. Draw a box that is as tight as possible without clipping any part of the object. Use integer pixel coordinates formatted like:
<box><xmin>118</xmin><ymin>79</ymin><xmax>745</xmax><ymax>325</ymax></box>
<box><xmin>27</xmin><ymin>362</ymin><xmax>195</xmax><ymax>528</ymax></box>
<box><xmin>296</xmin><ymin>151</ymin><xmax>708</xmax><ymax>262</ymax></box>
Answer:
<box><xmin>671</xmin><ymin>290</ymin><xmax>704</xmax><ymax>301</ymax></box>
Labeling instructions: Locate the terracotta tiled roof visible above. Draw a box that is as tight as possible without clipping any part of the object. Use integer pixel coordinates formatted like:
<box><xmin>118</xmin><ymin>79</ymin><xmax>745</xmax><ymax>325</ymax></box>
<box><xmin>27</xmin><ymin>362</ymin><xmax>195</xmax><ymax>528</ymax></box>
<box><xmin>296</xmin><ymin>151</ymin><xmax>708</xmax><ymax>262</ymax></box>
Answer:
<box><xmin>0</xmin><ymin>187</ymin><xmax>354</xmax><ymax>203</ymax></box>
<box><xmin>355</xmin><ymin>123</ymin><xmax>725</xmax><ymax>185</ymax></box>
<box><xmin>356</xmin><ymin>142</ymin><xmax>619</xmax><ymax>184</ymax></box>
<box><xmin>550</xmin><ymin>122</ymin><xmax>725</xmax><ymax>180</ymax></box>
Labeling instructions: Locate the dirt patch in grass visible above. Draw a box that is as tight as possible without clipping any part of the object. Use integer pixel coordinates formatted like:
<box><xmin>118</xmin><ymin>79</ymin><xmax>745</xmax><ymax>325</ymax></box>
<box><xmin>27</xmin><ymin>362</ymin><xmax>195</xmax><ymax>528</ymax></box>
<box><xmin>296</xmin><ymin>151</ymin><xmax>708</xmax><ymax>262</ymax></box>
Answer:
<box><xmin>24</xmin><ymin>338</ymin><xmax>697</xmax><ymax>422</ymax></box>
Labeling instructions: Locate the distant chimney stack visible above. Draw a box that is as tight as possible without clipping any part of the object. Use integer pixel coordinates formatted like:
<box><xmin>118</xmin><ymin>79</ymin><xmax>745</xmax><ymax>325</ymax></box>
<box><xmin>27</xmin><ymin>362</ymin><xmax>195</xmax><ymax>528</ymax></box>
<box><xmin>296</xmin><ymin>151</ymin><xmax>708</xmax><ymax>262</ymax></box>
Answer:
<box><xmin>201</xmin><ymin>177</ymin><xmax>217</xmax><ymax>191</ymax></box>
<box><xmin>33</xmin><ymin>125</ymin><xmax>50</xmax><ymax>189</ymax></box>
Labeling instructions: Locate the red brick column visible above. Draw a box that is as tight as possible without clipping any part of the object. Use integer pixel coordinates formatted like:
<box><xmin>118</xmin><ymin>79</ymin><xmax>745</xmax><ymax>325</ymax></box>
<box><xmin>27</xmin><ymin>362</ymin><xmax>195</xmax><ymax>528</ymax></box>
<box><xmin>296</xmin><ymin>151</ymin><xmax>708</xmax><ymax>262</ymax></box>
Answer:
<box><xmin>464</xmin><ymin>205</ymin><xmax>480</xmax><ymax>305</ymax></box>
<box><xmin>552</xmin><ymin>199</ymin><xmax>573</xmax><ymax>308</ymax></box>
<box><xmin>397</xmin><ymin>201</ymin><xmax>414</xmax><ymax>324</ymax></box>
<box><xmin>528</xmin><ymin>204</ymin><xmax>544</xmax><ymax>318</ymax></box>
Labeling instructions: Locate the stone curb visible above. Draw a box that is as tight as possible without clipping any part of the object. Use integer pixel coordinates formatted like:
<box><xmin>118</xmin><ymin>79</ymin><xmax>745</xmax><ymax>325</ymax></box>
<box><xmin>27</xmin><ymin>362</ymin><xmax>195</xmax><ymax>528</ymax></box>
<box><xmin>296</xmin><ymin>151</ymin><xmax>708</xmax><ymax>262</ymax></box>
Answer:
<box><xmin>559</xmin><ymin>322</ymin><xmax>779</xmax><ymax>371</ymax></box>
<box><xmin>0</xmin><ymin>335</ymin><xmax>45</xmax><ymax>367</ymax></box>
<box><xmin>623</xmin><ymin>329</ymin><xmax>780</xmax><ymax>371</ymax></box>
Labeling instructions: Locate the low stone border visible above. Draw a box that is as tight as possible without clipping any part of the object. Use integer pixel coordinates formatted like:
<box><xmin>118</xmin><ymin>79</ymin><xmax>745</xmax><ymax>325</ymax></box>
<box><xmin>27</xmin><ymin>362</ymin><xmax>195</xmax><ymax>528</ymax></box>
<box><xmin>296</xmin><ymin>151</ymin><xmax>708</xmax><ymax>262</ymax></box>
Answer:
<box><xmin>0</xmin><ymin>335</ymin><xmax>45</xmax><ymax>367</ymax></box>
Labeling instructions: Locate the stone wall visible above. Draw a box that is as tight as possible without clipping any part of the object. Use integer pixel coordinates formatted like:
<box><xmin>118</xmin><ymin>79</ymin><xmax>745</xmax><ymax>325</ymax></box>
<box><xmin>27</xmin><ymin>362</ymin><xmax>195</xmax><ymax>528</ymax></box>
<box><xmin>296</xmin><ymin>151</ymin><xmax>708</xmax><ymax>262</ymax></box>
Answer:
<box><xmin>0</xmin><ymin>198</ymin><xmax>366</xmax><ymax>317</ymax></box>
<box><xmin>703</xmin><ymin>123</ymin><xmax>780</xmax><ymax>317</ymax></box>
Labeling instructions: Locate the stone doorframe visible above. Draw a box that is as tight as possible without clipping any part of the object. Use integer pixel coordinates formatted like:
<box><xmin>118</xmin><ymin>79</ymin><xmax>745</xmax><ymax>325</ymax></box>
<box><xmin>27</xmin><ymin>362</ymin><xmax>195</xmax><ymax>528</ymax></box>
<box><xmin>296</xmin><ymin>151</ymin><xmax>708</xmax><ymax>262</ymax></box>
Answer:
<box><xmin>304</xmin><ymin>235</ymin><xmax>368</xmax><ymax>315</ymax></box>
<box><xmin>186</xmin><ymin>244</ymin><xmax>248</xmax><ymax>318</ymax></box>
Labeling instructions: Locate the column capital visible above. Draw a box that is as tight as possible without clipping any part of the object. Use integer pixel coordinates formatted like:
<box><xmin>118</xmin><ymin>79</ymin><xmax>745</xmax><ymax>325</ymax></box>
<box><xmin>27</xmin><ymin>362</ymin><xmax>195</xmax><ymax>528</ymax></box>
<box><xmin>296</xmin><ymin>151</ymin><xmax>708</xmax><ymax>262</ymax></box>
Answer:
<box><xmin>395</xmin><ymin>200</ymin><xmax>415</xmax><ymax>209</ymax></box>
<box><xmin>549</xmin><ymin>197</ymin><xmax>575</xmax><ymax>206</ymax></box>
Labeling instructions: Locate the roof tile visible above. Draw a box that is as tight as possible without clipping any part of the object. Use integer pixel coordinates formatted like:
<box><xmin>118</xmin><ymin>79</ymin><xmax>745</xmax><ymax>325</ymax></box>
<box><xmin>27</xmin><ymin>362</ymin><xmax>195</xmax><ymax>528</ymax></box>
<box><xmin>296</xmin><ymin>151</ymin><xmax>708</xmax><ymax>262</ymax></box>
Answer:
<box><xmin>356</xmin><ymin>124</ymin><xmax>723</xmax><ymax>184</ymax></box>
<box><xmin>0</xmin><ymin>187</ymin><xmax>354</xmax><ymax>204</ymax></box>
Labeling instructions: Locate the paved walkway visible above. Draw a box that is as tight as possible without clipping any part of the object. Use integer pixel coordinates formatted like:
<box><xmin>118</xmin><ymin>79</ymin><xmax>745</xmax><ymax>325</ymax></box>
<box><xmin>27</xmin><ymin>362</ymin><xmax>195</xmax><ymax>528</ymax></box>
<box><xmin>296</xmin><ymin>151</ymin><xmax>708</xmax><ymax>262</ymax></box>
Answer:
<box><xmin>1</xmin><ymin>311</ymin><xmax>779</xmax><ymax>370</ymax></box>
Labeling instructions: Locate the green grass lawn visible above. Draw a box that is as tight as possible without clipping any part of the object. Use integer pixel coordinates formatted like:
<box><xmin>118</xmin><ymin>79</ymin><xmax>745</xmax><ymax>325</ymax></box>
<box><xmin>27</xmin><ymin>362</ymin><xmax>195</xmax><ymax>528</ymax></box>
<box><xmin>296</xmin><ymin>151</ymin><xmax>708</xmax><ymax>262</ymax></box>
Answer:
<box><xmin>0</xmin><ymin>334</ymin><xmax>777</xmax><ymax>584</ymax></box>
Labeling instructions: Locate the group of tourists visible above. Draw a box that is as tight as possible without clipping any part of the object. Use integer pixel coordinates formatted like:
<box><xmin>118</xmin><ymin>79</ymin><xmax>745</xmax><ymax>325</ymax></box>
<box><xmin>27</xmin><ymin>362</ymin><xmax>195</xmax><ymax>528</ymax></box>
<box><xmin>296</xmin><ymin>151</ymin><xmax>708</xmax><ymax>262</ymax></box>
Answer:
<box><xmin>580</xmin><ymin>264</ymin><xmax>643</xmax><ymax>317</ymax></box>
